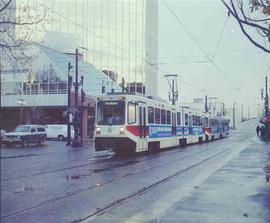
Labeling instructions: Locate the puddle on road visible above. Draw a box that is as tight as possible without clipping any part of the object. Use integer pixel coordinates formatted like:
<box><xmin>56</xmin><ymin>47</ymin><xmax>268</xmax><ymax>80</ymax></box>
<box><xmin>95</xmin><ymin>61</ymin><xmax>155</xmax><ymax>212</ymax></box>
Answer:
<box><xmin>1</xmin><ymin>154</ymin><xmax>40</xmax><ymax>159</ymax></box>
<box><xmin>91</xmin><ymin>160</ymin><xmax>139</xmax><ymax>173</ymax></box>
<box><xmin>69</xmin><ymin>160</ymin><xmax>139</xmax><ymax>180</ymax></box>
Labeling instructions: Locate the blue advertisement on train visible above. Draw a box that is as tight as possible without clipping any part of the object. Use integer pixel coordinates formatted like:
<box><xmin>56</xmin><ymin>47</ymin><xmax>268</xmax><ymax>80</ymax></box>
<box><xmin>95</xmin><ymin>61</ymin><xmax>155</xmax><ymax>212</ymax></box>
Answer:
<box><xmin>176</xmin><ymin>126</ymin><xmax>183</xmax><ymax>136</ymax></box>
<box><xmin>149</xmin><ymin>125</ymin><xmax>172</xmax><ymax>138</ymax></box>
<box><xmin>192</xmin><ymin>127</ymin><xmax>203</xmax><ymax>135</ymax></box>
<box><xmin>211</xmin><ymin>127</ymin><xmax>219</xmax><ymax>134</ymax></box>
<box><xmin>183</xmin><ymin>127</ymin><xmax>189</xmax><ymax>136</ymax></box>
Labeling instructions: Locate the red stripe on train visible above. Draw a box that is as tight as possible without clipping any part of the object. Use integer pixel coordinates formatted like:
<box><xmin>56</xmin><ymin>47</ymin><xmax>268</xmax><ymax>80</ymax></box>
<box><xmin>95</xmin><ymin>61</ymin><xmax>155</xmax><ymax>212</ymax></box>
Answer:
<box><xmin>126</xmin><ymin>126</ymin><xmax>149</xmax><ymax>137</ymax></box>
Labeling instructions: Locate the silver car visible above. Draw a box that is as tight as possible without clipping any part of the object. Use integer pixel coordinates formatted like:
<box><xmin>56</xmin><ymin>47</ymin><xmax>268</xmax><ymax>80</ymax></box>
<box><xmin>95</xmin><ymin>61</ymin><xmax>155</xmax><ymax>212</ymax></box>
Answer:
<box><xmin>2</xmin><ymin>125</ymin><xmax>46</xmax><ymax>147</ymax></box>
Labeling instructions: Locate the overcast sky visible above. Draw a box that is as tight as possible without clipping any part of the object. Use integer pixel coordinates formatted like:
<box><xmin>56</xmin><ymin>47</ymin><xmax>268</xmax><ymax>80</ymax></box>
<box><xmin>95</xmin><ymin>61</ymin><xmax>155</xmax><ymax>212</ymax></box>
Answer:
<box><xmin>157</xmin><ymin>0</ymin><xmax>270</xmax><ymax>115</ymax></box>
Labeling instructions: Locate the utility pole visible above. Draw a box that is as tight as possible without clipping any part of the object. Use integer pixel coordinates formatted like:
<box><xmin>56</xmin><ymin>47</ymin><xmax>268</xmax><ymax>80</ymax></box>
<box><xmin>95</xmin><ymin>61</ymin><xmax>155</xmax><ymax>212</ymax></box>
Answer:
<box><xmin>17</xmin><ymin>98</ymin><xmax>26</xmax><ymax>124</ymax></box>
<box><xmin>164</xmin><ymin>74</ymin><xmax>178</xmax><ymax>105</ymax></box>
<box><xmin>208</xmin><ymin>97</ymin><xmax>217</xmax><ymax>114</ymax></box>
<box><xmin>121</xmin><ymin>77</ymin><xmax>125</xmax><ymax>93</ymax></box>
<box><xmin>241</xmin><ymin>104</ymin><xmax>243</xmax><ymax>122</ymax></box>
<box><xmin>205</xmin><ymin>95</ymin><xmax>208</xmax><ymax>113</ymax></box>
<box><xmin>265</xmin><ymin>76</ymin><xmax>269</xmax><ymax>122</ymax></box>
<box><xmin>233</xmin><ymin>103</ymin><xmax>236</xmax><ymax>130</ymax></box>
<box><xmin>66</xmin><ymin>62</ymin><xmax>73</xmax><ymax>146</ymax></box>
<box><xmin>72</xmin><ymin>49</ymin><xmax>82</xmax><ymax>147</ymax></box>
<box><xmin>264</xmin><ymin>76</ymin><xmax>269</xmax><ymax>139</ymax></box>
<box><xmin>248</xmin><ymin>106</ymin><xmax>250</xmax><ymax>120</ymax></box>
<box><xmin>172</xmin><ymin>78</ymin><xmax>175</xmax><ymax>105</ymax></box>
<box><xmin>80</xmin><ymin>75</ymin><xmax>84</xmax><ymax>144</ymax></box>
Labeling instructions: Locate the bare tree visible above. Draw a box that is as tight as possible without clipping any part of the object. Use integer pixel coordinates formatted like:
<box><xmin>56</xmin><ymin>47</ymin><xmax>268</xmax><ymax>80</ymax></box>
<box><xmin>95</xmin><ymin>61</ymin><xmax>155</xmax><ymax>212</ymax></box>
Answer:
<box><xmin>0</xmin><ymin>0</ymin><xmax>46</xmax><ymax>66</ymax></box>
<box><xmin>221</xmin><ymin>0</ymin><xmax>270</xmax><ymax>53</ymax></box>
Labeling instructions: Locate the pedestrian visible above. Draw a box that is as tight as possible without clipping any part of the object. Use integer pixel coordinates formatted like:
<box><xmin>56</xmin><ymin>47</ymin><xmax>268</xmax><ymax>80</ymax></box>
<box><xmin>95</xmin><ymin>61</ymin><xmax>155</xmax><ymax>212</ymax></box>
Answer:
<box><xmin>260</xmin><ymin>125</ymin><xmax>265</xmax><ymax>139</ymax></box>
<box><xmin>256</xmin><ymin>125</ymin><xmax>261</xmax><ymax>137</ymax></box>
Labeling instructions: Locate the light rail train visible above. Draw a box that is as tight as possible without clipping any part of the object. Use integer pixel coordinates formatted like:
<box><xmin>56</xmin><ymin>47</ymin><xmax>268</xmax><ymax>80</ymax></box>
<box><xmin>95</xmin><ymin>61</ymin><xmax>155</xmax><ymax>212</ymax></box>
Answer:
<box><xmin>95</xmin><ymin>93</ymin><xmax>230</xmax><ymax>154</ymax></box>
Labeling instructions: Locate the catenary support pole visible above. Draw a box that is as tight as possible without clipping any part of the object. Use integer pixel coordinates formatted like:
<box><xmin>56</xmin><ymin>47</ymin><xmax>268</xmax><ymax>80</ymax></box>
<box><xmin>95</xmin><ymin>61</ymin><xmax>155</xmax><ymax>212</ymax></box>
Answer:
<box><xmin>66</xmin><ymin>62</ymin><xmax>72</xmax><ymax>146</ymax></box>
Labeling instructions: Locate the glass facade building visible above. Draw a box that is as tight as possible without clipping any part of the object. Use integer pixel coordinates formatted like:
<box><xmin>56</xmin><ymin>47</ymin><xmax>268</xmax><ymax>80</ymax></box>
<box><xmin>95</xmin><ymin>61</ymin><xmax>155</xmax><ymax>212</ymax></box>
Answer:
<box><xmin>16</xmin><ymin>0</ymin><xmax>158</xmax><ymax>96</ymax></box>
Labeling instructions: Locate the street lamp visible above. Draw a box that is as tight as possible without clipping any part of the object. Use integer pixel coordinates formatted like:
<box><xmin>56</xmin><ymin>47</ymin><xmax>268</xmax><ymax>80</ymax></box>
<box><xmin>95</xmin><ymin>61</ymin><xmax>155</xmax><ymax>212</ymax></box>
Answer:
<box><xmin>71</xmin><ymin>49</ymin><xmax>84</xmax><ymax>148</ymax></box>
<box><xmin>17</xmin><ymin>98</ymin><xmax>26</xmax><ymax>124</ymax></box>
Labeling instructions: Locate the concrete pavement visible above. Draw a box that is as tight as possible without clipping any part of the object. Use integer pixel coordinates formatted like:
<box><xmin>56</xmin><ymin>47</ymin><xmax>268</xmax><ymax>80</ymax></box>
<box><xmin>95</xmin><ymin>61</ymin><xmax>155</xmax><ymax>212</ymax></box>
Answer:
<box><xmin>1</xmin><ymin>120</ymin><xmax>270</xmax><ymax>223</ymax></box>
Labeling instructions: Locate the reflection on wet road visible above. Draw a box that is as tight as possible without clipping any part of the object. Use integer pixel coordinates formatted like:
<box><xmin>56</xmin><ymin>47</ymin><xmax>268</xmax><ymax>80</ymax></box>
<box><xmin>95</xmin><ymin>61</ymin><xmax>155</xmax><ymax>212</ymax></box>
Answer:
<box><xmin>1</xmin><ymin>120</ymin><xmax>269</xmax><ymax>223</ymax></box>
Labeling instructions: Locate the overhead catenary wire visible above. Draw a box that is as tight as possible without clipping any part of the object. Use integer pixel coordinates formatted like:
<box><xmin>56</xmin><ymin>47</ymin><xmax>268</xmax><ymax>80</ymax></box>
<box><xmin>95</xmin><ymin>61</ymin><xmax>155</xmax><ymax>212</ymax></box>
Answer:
<box><xmin>162</xmin><ymin>0</ymin><xmax>239</xmax><ymax>90</ymax></box>
<box><xmin>213</xmin><ymin>15</ymin><xmax>229</xmax><ymax>58</ymax></box>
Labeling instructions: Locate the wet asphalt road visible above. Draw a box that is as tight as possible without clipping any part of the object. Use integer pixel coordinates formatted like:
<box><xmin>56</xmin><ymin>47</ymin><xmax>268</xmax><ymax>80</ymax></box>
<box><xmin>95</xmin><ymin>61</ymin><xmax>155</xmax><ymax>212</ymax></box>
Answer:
<box><xmin>1</xmin><ymin>120</ymin><xmax>269</xmax><ymax>223</ymax></box>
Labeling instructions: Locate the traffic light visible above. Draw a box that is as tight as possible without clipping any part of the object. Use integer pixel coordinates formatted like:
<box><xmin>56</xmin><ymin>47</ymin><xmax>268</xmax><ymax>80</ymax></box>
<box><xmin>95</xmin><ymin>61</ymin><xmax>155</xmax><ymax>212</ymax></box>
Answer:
<box><xmin>102</xmin><ymin>86</ymin><xmax>105</xmax><ymax>93</ymax></box>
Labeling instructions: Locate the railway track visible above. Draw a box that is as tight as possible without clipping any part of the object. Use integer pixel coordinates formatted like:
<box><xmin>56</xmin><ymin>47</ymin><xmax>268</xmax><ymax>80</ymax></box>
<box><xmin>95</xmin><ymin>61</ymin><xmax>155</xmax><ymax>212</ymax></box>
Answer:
<box><xmin>2</xmin><ymin>138</ymin><xmax>237</xmax><ymax>220</ymax></box>
<box><xmin>2</xmin><ymin>136</ymin><xmax>229</xmax><ymax>182</ymax></box>
<box><xmin>2</xmin><ymin>122</ymin><xmax>256</xmax><ymax>222</ymax></box>
<box><xmin>74</xmin><ymin>145</ymin><xmax>238</xmax><ymax>223</ymax></box>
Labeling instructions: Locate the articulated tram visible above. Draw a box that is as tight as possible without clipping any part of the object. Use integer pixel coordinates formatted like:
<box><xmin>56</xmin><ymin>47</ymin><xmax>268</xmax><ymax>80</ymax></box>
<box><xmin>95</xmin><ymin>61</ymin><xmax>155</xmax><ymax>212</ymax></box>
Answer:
<box><xmin>95</xmin><ymin>93</ymin><xmax>230</xmax><ymax>154</ymax></box>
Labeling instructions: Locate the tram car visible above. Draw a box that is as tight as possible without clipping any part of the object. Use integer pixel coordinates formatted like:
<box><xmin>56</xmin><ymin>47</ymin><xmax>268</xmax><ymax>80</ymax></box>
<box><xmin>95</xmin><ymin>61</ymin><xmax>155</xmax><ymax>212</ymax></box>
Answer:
<box><xmin>95</xmin><ymin>93</ymin><xmax>230</xmax><ymax>154</ymax></box>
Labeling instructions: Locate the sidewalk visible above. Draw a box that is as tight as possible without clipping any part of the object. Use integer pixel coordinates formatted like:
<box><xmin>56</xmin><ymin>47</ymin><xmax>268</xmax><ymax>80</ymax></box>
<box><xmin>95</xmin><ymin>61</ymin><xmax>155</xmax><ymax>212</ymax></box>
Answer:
<box><xmin>158</xmin><ymin>137</ymin><xmax>270</xmax><ymax>223</ymax></box>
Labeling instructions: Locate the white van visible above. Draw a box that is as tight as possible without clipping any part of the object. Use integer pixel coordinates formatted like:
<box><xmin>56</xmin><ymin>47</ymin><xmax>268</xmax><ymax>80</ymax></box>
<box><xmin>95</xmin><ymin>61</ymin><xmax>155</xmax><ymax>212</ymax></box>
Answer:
<box><xmin>45</xmin><ymin>124</ymin><xmax>74</xmax><ymax>141</ymax></box>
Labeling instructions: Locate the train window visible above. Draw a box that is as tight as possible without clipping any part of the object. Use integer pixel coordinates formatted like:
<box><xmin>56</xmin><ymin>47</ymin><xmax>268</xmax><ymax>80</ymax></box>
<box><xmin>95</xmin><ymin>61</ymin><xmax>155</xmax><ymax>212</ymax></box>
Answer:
<box><xmin>210</xmin><ymin>119</ymin><xmax>217</xmax><ymax>127</ymax></box>
<box><xmin>185</xmin><ymin>114</ymin><xmax>189</xmax><ymax>126</ymax></box>
<box><xmin>199</xmin><ymin>117</ymin><xmax>202</xmax><ymax>126</ymax></box>
<box><xmin>166</xmin><ymin>110</ymin><xmax>171</xmax><ymax>124</ymax></box>
<box><xmin>161</xmin><ymin>109</ymin><xmax>166</xmax><ymax>124</ymax></box>
<box><xmin>148</xmin><ymin>107</ymin><xmax>154</xmax><ymax>124</ymax></box>
<box><xmin>128</xmin><ymin>102</ymin><xmax>136</xmax><ymax>124</ymax></box>
<box><xmin>97</xmin><ymin>101</ymin><xmax>125</xmax><ymax>125</ymax></box>
<box><xmin>177</xmin><ymin>112</ymin><xmax>181</xmax><ymax>125</ymax></box>
<box><xmin>155</xmin><ymin>108</ymin><xmax>161</xmax><ymax>124</ymax></box>
<box><xmin>192</xmin><ymin>115</ymin><xmax>196</xmax><ymax>126</ymax></box>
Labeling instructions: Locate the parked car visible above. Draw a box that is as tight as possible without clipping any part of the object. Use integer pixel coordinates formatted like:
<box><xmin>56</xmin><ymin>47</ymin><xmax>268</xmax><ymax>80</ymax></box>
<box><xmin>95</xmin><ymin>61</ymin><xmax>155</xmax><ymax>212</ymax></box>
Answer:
<box><xmin>2</xmin><ymin>125</ymin><xmax>46</xmax><ymax>147</ymax></box>
<box><xmin>45</xmin><ymin>124</ymin><xmax>74</xmax><ymax>141</ymax></box>
<box><xmin>0</xmin><ymin>129</ymin><xmax>7</xmax><ymax>145</ymax></box>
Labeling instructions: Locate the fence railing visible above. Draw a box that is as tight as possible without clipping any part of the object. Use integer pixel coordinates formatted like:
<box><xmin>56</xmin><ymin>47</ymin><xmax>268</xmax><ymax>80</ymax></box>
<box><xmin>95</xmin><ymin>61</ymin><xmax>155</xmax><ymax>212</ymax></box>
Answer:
<box><xmin>2</xmin><ymin>81</ymin><xmax>68</xmax><ymax>96</ymax></box>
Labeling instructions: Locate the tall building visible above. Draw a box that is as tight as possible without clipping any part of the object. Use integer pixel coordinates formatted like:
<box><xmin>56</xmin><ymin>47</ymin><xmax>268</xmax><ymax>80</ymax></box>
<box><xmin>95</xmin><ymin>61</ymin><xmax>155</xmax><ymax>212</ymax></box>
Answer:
<box><xmin>16</xmin><ymin>0</ymin><xmax>158</xmax><ymax>96</ymax></box>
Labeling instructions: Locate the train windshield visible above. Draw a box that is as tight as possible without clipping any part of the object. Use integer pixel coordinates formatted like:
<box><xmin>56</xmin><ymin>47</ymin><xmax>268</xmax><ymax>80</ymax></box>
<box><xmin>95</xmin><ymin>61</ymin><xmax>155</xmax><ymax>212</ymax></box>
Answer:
<box><xmin>97</xmin><ymin>101</ymin><xmax>125</xmax><ymax>125</ymax></box>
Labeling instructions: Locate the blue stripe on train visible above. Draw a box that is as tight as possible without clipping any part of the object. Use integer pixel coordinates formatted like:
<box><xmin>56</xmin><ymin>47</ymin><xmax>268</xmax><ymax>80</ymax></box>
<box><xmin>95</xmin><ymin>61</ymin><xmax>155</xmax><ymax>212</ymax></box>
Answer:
<box><xmin>212</xmin><ymin>127</ymin><xmax>229</xmax><ymax>134</ymax></box>
<box><xmin>149</xmin><ymin>125</ymin><xmax>204</xmax><ymax>138</ymax></box>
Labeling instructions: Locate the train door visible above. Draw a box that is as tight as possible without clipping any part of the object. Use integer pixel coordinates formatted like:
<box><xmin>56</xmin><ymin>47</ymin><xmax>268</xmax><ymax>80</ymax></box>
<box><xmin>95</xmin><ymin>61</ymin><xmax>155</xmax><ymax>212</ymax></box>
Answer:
<box><xmin>172</xmin><ymin>112</ymin><xmax>177</xmax><ymax>146</ymax></box>
<box><xmin>137</xmin><ymin>103</ymin><xmax>148</xmax><ymax>152</ymax></box>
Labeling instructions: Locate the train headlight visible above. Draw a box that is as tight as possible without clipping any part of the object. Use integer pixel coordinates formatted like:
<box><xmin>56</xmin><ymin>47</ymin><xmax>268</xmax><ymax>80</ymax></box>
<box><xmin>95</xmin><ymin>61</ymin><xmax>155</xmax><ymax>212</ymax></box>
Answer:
<box><xmin>96</xmin><ymin>127</ymin><xmax>101</xmax><ymax>135</ymax></box>
<box><xmin>119</xmin><ymin>127</ymin><xmax>125</xmax><ymax>134</ymax></box>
